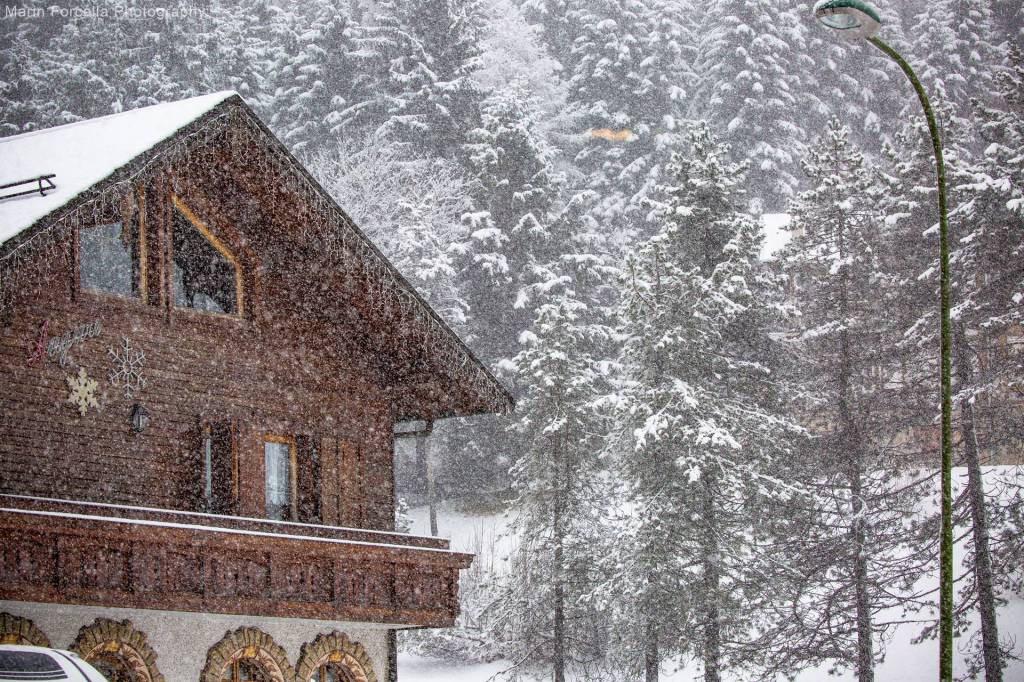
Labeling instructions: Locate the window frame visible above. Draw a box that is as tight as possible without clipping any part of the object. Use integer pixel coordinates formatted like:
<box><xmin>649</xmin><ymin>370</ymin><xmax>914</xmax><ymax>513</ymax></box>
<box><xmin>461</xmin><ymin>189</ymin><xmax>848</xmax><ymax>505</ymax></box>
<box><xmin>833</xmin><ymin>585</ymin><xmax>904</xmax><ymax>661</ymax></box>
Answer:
<box><xmin>263</xmin><ymin>434</ymin><xmax>298</xmax><ymax>522</ymax></box>
<box><xmin>76</xmin><ymin>190</ymin><xmax>147</xmax><ymax>303</ymax></box>
<box><xmin>170</xmin><ymin>195</ymin><xmax>245</xmax><ymax>319</ymax></box>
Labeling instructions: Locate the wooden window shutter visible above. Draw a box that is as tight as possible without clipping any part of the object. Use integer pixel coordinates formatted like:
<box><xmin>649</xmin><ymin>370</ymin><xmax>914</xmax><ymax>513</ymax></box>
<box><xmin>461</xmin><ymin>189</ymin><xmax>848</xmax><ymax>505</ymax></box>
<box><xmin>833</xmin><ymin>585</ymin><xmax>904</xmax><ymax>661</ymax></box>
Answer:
<box><xmin>205</xmin><ymin>418</ymin><xmax>238</xmax><ymax>515</ymax></box>
<box><xmin>187</xmin><ymin>417</ymin><xmax>206</xmax><ymax>513</ymax></box>
<box><xmin>318</xmin><ymin>438</ymin><xmax>341</xmax><ymax>526</ymax></box>
<box><xmin>338</xmin><ymin>439</ymin><xmax>363</xmax><ymax>528</ymax></box>
<box><xmin>296</xmin><ymin>434</ymin><xmax>321</xmax><ymax>524</ymax></box>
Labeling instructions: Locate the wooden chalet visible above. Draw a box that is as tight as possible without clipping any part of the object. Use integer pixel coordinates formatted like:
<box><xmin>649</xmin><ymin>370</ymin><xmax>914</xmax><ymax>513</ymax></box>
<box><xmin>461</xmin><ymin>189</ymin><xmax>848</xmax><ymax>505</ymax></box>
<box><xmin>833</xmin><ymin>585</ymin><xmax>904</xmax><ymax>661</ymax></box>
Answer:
<box><xmin>0</xmin><ymin>92</ymin><xmax>512</xmax><ymax>682</ymax></box>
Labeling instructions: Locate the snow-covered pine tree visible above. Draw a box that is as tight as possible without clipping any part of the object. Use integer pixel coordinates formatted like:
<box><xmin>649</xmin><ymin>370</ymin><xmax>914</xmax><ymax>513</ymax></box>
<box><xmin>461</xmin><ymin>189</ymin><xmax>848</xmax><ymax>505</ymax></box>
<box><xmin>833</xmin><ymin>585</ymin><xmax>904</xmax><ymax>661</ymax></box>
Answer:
<box><xmin>310</xmin><ymin>139</ymin><xmax>472</xmax><ymax>329</ymax></box>
<box><xmin>763</xmin><ymin>119</ymin><xmax>933</xmax><ymax>682</ymax></box>
<box><xmin>880</xmin><ymin>13</ymin><xmax>1015</xmax><ymax>678</ymax></box>
<box><xmin>344</xmin><ymin>0</ymin><xmax>487</xmax><ymax>161</ymax></box>
<box><xmin>521</xmin><ymin>0</ymin><xmax>577</xmax><ymax>62</ymax></box>
<box><xmin>473</xmin><ymin>0</ymin><xmax>564</xmax><ymax>115</ymax></box>
<box><xmin>264</xmin><ymin>0</ymin><xmax>356</xmax><ymax>160</ymax></box>
<box><xmin>932</xmin><ymin>44</ymin><xmax>1024</xmax><ymax>680</ymax></box>
<box><xmin>687</xmin><ymin>0</ymin><xmax>808</xmax><ymax>211</ymax></box>
<box><xmin>556</xmin><ymin>0</ymin><xmax>688</xmax><ymax>252</ymax></box>
<box><xmin>801</xmin><ymin>2</ymin><xmax>913</xmax><ymax>155</ymax></box>
<box><xmin>491</xmin><ymin>197</ymin><xmax>618</xmax><ymax>682</ymax></box>
<box><xmin>603</xmin><ymin>122</ymin><xmax>802</xmax><ymax>682</ymax></box>
<box><xmin>426</xmin><ymin>87</ymin><xmax>564</xmax><ymax>496</ymax></box>
<box><xmin>0</xmin><ymin>0</ymin><xmax>213</xmax><ymax>132</ymax></box>
<box><xmin>460</xmin><ymin>86</ymin><xmax>561</xmax><ymax>369</ymax></box>
<box><xmin>0</xmin><ymin>0</ymin><xmax>299</xmax><ymax>135</ymax></box>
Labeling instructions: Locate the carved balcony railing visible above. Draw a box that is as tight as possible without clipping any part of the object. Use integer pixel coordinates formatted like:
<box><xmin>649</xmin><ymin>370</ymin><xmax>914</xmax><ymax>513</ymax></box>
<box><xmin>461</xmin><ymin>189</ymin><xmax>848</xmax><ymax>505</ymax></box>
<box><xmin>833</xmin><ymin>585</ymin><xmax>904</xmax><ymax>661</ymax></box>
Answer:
<box><xmin>0</xmin><ymin>495</ymin><xmax>472</xmax><ymax>627</ymax></box>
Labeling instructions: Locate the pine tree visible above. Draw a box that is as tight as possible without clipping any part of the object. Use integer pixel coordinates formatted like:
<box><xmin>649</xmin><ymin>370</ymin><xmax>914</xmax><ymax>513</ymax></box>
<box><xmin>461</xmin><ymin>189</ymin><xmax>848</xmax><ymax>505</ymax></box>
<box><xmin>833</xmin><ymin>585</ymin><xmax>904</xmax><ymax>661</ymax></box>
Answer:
<box><xmin>0</xmin><ymin>0</ymin><xmax>211</xmax><ymax>132</ymax></box>
<box><xmin>802</xmin><ymin>2</ymin><xmax>910</xmax><ymax>151</ymax></box>
<box><xmin>687</xmin><ymin>0</ymin><xmax>808</xmax><ymax>211</ymax></box>
<box><xmin>492</xmin><ymin>201</ymin><xmax>617</xmax><ymax>681</ymax></box>
<box><xmin>310</xmin><ymin>139</ymin><xmax>472</xmax><ymax>329</ymax></box>
<box><xmin>604</xmin><ymin>123</ymin><xmax>801</xmax><ymax>682</ymax></box>
<box><xmin>265</xmin><ymin>0</ymin><xmax>357</xmax><ymax>160</ymax></box>
<box><xmin>561</xmin><ymin>0</ymin><xmax>688</xmax><ymax>250</ymax></box>
<box><xmin>882</xmin><ymin>16</ymin><xmax>1017</xmax><ymax>678</ymax></box>
<box><xmin>474</xmin><ymin>0</ymin><xmax>564</xmax><ymax>111</ymax></box>
<box><xmin>344</xmin><ymin>0</ymin><xmax>487</xmax><ymax>160</ymax></box>
<box><xmin>460</xmin><ymin>86</ymin><xmax>561</xmax><ymax>367</ymax></box>
<box><xmin>764</xmin><ymin>120</ymin><xmax>933</xmax><ymax>682</ymax></box>
<box><xmin>0</xmin><ymin>0</ymin><xmax>287</xmax><ymax>134</ymax></box>
<box><xmin>428</xmin><ymin>87</ymin><xmax>564</xmax><ymax>497</ymax></box>
<box><xmin>936</xmin><ymin>45</ymin><xmax>1024</xmax><ymax>680</ymax></box>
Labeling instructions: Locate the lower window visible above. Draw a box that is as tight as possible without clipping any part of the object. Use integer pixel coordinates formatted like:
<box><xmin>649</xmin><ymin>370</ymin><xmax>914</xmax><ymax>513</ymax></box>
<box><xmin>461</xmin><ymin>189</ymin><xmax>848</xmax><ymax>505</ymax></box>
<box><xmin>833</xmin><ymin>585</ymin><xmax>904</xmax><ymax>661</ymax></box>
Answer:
<box><xmin>264</xmin><ymin>436</ymin><xmax>296</xmax><ymax>521</ymax></box>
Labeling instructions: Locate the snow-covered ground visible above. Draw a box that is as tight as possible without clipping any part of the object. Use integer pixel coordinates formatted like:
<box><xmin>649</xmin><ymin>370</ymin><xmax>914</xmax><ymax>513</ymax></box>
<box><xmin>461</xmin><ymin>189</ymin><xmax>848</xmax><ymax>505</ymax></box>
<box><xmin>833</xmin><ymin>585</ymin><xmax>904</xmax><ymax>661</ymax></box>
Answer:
<box><xmin>401</xmin><ymin>466</ymin><xmax>1024</xmax><ymax>681</ymax></box>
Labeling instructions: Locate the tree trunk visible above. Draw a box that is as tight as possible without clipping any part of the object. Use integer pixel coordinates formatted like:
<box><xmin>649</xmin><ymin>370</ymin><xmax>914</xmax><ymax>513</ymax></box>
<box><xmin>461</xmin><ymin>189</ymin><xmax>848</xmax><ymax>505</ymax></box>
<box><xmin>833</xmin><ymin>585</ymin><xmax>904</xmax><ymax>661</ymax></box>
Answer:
<box><xmin>850</xmin><ymin>462</ymin><xmax>874</xmax><ymax>682</ymax></box>
<box><xmin>956</xmin><ymin>327</ymin><xmax>1003</xmax><ymax>682</ymax></box>
<box><xmin>836</xmin><ymin>221</ymin><xmax>874</xmax><ymax>682</ymax></box>
<box><xmin>553</xmin><ymin>507</ymin><xmax>566</xmax><ymax>682</ymax></box>
<box><xmin>553</xmin><ymin>435</ymin><xmax>567</xmax><ymax>682</ymax></box>
<box><xmin>702</xmin><ymin>467</ymin><xmax>722</xmax><ymax>682</ymax></box>
<box><xmin>645</xmin><ymin>619</ymin><xmax>659</xmax><ymax>682</ymax></box>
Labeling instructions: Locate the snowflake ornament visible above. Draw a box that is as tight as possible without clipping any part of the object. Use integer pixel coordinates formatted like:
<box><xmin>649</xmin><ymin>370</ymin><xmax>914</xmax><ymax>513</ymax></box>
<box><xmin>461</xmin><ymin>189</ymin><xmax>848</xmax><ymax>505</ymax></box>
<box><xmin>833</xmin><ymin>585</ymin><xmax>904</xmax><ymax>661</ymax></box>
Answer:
<box><xmin>67</xmin><ymin>368</ymin><xmax>99</xmax><ymax>415</ymax></box>
<box><xmin>108</xmin><ymin>336</ymin><xmax>146</xmax><ymax>400</ymax></box>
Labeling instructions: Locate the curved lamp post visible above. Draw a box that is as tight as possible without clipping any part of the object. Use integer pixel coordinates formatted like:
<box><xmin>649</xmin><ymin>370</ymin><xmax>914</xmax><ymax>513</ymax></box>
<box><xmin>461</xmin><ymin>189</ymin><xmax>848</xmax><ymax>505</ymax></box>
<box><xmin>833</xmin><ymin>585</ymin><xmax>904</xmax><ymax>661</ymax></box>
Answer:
<box><xmin>812</xmin><ymin>2</ymin><xmax>953</xmax><ymax>680</ymax></box>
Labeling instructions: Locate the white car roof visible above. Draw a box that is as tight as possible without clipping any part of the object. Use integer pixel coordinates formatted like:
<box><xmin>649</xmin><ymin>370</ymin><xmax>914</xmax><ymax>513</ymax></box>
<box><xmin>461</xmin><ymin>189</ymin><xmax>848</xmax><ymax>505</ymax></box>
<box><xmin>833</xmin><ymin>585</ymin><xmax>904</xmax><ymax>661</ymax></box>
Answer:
<box><xmin>0</xmin><ymin>646</ymin><xmax>107</xmax><ymax>682</ymax></box>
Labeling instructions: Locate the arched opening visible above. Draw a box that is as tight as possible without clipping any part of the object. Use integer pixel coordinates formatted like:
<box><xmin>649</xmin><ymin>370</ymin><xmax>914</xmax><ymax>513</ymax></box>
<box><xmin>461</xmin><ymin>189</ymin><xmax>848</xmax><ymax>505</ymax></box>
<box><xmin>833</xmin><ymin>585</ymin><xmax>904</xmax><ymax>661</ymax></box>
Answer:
<box><xmin>0</xmin><ymin>612</ymin><xmax>51</xmax><ymax>647</ymax></box>
<box><xmin>70</xmin><ymin>618</ymin><xmax>163</xmax><ymax>682</ymax></box>
<box><xmin>295</xmin><ymin>632</ymin><xmax>376</xmax><ymax>682</ymax></box>
<box><xmin>201</xmin><ymin>627</ymin><xmax>295</xmax><ymax>682</ymax></box>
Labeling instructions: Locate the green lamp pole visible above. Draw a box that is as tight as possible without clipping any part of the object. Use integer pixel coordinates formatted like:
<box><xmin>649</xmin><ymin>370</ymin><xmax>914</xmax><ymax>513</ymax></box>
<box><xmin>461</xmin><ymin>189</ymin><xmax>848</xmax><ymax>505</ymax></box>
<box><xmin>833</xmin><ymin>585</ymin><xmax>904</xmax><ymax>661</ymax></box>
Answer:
<box><xmin>813</xmin><ymin>2</ymin><xmax>953</xmax><ymax>680</ymax></box>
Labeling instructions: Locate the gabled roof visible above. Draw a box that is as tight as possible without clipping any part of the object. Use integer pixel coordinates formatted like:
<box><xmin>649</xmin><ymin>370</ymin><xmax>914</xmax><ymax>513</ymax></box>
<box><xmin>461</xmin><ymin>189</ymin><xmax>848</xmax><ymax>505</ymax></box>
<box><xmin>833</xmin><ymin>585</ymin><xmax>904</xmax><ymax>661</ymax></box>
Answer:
<box><xmin>0</xmin><ymin>92</ymin><xmax>236</xmax><ymax>246</ymax></box>
<box><xmin>0</xmin><ymin>93</ymin><xmax>513</xmax><ymax>419</ymax></box>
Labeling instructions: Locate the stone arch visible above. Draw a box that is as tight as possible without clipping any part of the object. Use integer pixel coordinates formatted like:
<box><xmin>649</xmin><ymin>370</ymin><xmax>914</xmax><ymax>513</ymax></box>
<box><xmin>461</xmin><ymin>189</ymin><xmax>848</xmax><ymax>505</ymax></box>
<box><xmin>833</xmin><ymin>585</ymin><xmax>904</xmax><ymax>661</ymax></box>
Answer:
<box><xmin>0</xmin><ymin>612</ymin><xmax>51</xmax><ymax>647</ymax></box>
<box><xmin>201</xmin><ymin>627</ymin><xmax>296</xmax><ymax>682</ymax></box>
<box><xmin>70</xmin><ymin>618</ymin><xmax>164</xmax><ymax>682</ymax></box>
<box><xmin>295</xmin><ymin>632</ymin><xmax>377</xmax><ymax>682</ymax></box>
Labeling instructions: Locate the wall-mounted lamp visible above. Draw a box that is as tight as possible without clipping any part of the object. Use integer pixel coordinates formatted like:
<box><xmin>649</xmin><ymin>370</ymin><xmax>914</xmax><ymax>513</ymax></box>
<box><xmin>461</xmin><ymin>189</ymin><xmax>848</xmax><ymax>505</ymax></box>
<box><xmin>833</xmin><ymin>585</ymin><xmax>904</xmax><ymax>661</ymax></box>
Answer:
<box><xmin>130</xmin><ymin>403</ymin><xmax>150</xmax><ymax>433</ymax></box>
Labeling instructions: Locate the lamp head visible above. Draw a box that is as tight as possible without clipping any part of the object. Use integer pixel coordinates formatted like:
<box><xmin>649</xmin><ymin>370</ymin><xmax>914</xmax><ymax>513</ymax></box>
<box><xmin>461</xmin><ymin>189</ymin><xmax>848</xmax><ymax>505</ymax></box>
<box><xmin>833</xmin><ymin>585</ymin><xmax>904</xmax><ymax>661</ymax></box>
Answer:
<box><xmin>814</xmin><ymin>0</ymin><xmax>882</xmax><ymax>39</ymax></box>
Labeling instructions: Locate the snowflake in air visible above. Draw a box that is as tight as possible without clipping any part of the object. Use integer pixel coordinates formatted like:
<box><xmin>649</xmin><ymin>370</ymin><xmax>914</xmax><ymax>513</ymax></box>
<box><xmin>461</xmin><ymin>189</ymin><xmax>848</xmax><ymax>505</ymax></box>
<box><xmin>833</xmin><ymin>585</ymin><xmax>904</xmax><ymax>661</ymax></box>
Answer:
<box><xmin>108</xmin><ymin>336</ymin><xmax>146</xmax><ymax>400</ymax></box>
<box><xmin>67</xmin><ymin>368</ymin><xmax>99</xmax><ymax>415</ymax></box>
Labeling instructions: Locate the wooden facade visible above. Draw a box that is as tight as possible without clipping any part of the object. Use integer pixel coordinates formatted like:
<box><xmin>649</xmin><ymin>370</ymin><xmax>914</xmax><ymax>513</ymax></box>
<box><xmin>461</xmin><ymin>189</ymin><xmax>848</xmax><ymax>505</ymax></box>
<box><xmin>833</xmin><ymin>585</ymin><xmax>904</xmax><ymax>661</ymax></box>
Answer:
<box><xmin>0</xmin><ymin>93</ymin><xmax>510</xmax><ymax>671</ymax></box>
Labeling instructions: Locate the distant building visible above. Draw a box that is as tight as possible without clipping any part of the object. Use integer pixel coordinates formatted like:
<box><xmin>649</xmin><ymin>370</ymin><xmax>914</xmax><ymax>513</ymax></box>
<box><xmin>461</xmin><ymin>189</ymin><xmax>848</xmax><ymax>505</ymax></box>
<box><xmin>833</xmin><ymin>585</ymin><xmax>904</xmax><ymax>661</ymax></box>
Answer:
<box><xmin>0</xmin><ymin>93</ymin><xmax>512</xmax><ymax>682</ymax></box>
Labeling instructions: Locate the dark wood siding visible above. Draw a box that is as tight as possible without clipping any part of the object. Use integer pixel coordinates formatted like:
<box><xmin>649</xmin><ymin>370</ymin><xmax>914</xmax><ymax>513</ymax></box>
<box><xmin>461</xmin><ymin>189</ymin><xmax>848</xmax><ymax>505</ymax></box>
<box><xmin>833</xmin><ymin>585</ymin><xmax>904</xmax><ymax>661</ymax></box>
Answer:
<box><xmin>0</xmin><ymin>164</ymin><xmax>397</xmax><ymax>531</ymax></box>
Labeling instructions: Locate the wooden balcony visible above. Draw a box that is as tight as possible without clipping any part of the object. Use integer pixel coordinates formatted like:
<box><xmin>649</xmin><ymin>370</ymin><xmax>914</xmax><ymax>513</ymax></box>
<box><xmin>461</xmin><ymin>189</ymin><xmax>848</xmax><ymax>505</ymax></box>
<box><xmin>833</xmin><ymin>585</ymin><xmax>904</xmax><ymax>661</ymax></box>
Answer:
<box><xmin>0</xmin><ymin>495</ymin><xmax>472</xmax><ymax>627</ymax></box>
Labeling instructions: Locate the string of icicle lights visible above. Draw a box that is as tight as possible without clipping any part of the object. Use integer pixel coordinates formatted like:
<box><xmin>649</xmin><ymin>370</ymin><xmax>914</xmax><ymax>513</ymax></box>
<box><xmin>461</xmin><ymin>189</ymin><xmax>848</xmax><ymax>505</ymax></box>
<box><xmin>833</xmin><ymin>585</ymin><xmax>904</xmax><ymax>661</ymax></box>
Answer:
<box><xmin>0</xmin><ymin>99</ymin><xmax>511</xmax><ymax>415</ymax></box>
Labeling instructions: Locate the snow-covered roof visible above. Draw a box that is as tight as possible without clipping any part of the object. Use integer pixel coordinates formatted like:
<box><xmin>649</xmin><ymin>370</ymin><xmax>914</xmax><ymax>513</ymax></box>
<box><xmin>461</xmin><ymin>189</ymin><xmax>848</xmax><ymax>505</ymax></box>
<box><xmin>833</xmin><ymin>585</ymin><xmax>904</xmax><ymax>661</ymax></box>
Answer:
<box><xmin>0</xmin><ymin>91</ymin><xmax>236</xmax><ymax>246</ymax></box>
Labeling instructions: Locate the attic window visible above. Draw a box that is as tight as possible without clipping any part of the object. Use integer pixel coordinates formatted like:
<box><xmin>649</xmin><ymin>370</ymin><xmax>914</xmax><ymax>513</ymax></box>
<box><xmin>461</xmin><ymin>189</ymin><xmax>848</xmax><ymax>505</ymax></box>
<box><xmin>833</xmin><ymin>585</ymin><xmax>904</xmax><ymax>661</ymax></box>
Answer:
<box><xmin>171</xmin><ymin>200</ymin><xmax>242</xmax><ymax>316</ymax></box>
<box><xmin>79</xmin><ymin>220</ymin><xmax>141</xmax><ymax>299</ymax></box>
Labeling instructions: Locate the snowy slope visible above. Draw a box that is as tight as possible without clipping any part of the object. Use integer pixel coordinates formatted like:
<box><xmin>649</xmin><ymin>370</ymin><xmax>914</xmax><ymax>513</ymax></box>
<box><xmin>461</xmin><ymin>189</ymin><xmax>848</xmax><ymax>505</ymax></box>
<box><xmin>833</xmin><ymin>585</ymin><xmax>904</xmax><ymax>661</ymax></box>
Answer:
<box><xmin>0</xmin><ymin>92</ymin><xmax>235</xmax><ymax>245</ymax></box>
<box><xmin>400</xmin><ymin>467</ymin><xmax>1024</xmax><ymax>681</ymax></box>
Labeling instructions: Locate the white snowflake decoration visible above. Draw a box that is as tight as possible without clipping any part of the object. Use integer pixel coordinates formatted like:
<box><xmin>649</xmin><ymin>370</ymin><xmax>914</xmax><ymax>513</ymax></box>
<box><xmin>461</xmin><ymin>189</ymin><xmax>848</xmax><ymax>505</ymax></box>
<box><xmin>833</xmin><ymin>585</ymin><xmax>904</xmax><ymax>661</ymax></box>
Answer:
<box><xmin>108</xmin><ymin>336</ymin><xmax>146</xmax><ymax>400</ymax></box>
<box><xmin>67</xmin><ymin>368</ymin><xmax>99</xmax><ymax>415</ymax></box>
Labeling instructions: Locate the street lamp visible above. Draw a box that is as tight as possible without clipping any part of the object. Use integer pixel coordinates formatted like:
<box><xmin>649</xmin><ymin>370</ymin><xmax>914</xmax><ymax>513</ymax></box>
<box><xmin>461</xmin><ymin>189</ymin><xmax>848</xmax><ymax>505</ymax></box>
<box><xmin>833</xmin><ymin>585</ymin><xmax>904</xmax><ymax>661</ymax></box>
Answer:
<box><xmin>812</xmin><ymin>2</ymin><xmax>954</xmax><ymax>681</ymax></box>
